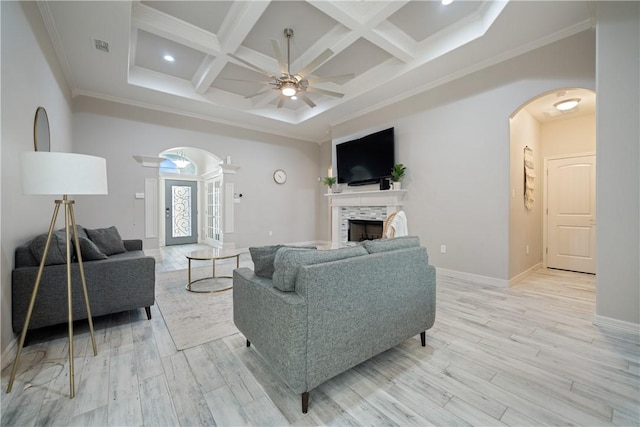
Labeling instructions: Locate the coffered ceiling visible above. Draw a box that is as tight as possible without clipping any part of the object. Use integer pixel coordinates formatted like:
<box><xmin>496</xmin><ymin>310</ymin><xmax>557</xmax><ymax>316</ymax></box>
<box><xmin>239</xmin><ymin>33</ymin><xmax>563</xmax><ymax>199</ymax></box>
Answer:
<box><xmin>38</xmin><ymin>1</ymin><xmax>595</xmax><ymax>142</ymax></box>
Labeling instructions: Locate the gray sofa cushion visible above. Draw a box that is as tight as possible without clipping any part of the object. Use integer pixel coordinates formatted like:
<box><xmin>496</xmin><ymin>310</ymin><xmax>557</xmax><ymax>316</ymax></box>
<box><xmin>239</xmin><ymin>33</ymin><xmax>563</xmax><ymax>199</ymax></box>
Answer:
<box><xmin>29</xmin><ymin>230</ymin><xmax>69</xmax><ymax>266</ymax></box>
<box><xmin>273</xmin><ymin>246</ymin><xmax>368</xmax><ymax>292</ymax></box>
<box><xmin>363</xmin><ymin>236</ymin><xmax>420</xmax><ymax>254</ymax></box>
<box><xmin>250</xmin><ymin>244</ymin><xmax>317</xmax><ymax>279</ymax></box>
<box><xmin>86</xmin><ymin>226</ymin><xmax>126</xmax><ymax>256</ymax></box>
<box><xmin>76</xmin><ymin>236</ymin><xmax>108</xmax><ymax>261</ymax></box>
<box><xmin>249</xmin><ymin>245</ymin><xmax>283</xmax><ymax>278</ymax></box>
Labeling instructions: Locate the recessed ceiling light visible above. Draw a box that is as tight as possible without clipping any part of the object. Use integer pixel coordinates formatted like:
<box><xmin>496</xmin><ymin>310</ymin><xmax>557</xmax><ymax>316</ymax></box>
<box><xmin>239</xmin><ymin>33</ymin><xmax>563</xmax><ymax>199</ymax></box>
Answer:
<box><xmin>554</xmin><ymin>98</ymin><xmax>581</xmax><ymax>111</ymax></box>
<box><xmin>291</xmin><ymin>95</ymin><xmax>298</xmax><ymax>100</ymax></box>
<box><xmin>442</xmin><ymin>0</ymin><xmax>454</xmax><ymax>5</ymax></box>
<box><xmin>163</xmin><ymin>55</ymin><xmax>175</xmax><ymax>62</ymax></box>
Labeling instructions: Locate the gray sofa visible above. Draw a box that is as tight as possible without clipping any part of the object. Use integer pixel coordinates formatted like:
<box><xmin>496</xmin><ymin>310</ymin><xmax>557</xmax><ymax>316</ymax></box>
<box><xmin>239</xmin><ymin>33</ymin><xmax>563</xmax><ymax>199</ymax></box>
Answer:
<box><xmin>233</xmin><ymin>236</ymin><xmax>436</xmax><ymax>413</ymax></box>
<box><xmin>12</xmin><ymin>226</ymin><xmax>156</xmax><ymax>334</ymax></box>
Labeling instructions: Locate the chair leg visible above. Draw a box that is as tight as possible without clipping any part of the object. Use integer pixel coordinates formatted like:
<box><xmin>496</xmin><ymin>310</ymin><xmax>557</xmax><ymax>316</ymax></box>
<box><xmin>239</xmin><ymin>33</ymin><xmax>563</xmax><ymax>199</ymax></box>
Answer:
<box><xmin>145</xmin><ymin>306</ymin><xmax>152</xmax><ymax>320</ymax></box>
<box><xmin>301</xmin><ymin>392</ymin><xmax>309</xmax><ymax>414</ymax></box>
<box><xmin>246</xmin><ymin>340</ymin><xmax>251</xmax><ymax>347</ymax></box>
<box><xmin>420</xmin><ymin>331</ymin><xmax>426</xmax><ymax>347</ymax></box>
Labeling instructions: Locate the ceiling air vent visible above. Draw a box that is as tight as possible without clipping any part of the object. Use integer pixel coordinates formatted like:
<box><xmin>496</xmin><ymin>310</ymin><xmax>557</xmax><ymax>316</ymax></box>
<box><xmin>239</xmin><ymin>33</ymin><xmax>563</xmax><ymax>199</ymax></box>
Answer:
<box><xmin>92</xmin><ymin>38</ymin><xmax>110</xmax><ymax>53</ymax></box>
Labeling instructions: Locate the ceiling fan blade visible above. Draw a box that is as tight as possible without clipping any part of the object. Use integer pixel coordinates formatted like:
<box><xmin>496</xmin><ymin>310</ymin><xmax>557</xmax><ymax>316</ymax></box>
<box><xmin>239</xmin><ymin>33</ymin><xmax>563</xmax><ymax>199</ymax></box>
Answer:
<box><xmin>276</xmin><ymin>95</ymin><xmax>286</xmax><ymax>109</ymax></box>
<box><xmin>245</xmin><ymin>88</ymin><xmax>275</xmax><ymax>99</ymax></box>
<box><xmin>296</xmin><ymin>49</ymin><xmax>333</xmax><ymax>78</ymax></box>
<box><xmin>271</xmin><ymin>40</ymin><xmax>288</xmax><ymax>75</ymax></box>
<box><xmin>305</xmin><ymin>73</ymin><xmax>354</xmax><ymax>85</ymax></box>
<box><xmin>223</xmin><ymin>78</ymin><xmax>273</xmax><ymax>85</ymax></box>
<box><xmin>306</xmin><ymin>86</ymin><xmax>344</xmax><ymax>98</ymax></box>
<box><xmin>227</xmin><ymin>53</ymin><xmax>274</xmax><ymax>78</ymax></box>
<box><xmin>297</xmin><ymin>91</ymin><xmax>316</xmax><ymax>108</ymax></box>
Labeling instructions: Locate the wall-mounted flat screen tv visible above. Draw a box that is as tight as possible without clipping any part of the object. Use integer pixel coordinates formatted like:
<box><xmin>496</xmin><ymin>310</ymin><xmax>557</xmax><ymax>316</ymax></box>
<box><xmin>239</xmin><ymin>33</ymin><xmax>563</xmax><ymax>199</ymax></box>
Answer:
<box><xmin>336</xmin><ymin>127</ymin><xmax>395</xmax><ymax>186</ymax></box>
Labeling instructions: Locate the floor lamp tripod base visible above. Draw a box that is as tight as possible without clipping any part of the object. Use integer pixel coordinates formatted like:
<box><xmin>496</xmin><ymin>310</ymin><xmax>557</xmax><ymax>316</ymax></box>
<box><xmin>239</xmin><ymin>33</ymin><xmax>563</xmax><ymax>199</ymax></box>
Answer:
<box><xmin>6</xmin><ymin>196</ymin><xmax>98</xmax><ymax>398</ymax></box>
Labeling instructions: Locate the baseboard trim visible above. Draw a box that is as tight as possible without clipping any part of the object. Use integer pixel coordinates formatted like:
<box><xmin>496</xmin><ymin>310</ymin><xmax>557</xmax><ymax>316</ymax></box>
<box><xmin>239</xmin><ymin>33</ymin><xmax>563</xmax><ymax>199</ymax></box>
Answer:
<box><xmin>594</xmin><ymin>315</ymin><xmax>640</xmax><ymax>335</ymax></box>
<box><xmin>436</xmin><ymin>268</ymin><xmax>509</xmax><ymax>288</ymax></box>
<box><xmin>509</xmin><ymin>263</ymin><xmax>543</xmax><ymax>286</ymax></box>
<box><xmin>1</xmin><ymin>336</ymin><xmax>17</xmax><ymax>371</ymax></box>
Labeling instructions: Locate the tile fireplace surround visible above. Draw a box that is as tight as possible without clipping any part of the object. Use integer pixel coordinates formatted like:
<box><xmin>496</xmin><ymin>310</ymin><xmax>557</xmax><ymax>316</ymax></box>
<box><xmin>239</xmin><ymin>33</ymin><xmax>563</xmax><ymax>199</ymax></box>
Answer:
<box><xmin>326</xmin><ymin>189</ymin><xmax>407</xmax><ymax>247</ymax></box>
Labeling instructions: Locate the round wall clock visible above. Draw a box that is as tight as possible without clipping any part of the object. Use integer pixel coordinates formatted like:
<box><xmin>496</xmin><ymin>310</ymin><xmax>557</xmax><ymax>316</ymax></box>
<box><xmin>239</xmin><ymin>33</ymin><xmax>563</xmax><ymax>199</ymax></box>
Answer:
<box><xmin>273</xmin><ymin>169</ymin><xmax>287</xmax><ymax>184</ymax></box>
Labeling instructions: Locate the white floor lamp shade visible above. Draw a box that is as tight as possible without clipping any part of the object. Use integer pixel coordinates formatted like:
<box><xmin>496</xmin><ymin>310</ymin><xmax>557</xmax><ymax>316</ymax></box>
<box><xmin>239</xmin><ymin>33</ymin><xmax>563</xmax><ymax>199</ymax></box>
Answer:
<box><xmin>21</xmin><ymin>152</ymin><xmax>108</xmax><ymax>195</ymax></box>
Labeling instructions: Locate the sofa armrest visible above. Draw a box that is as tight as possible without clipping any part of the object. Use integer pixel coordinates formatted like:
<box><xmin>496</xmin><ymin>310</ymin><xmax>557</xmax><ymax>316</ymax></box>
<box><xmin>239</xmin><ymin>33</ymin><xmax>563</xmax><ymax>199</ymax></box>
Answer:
<box><xmin>233</xmin><ymin>267</ymin><xmax>308</xmax><ymax>393</ymax></box>
<box><xmin>123</xmin><ymin>239</ymin><xmax>143</xmax><ymax>251</ymax></box>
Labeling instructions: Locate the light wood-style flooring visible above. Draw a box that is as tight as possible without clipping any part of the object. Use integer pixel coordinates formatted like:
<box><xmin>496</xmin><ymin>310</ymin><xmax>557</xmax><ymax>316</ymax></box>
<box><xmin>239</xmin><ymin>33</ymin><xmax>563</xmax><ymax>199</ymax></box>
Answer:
<box><xmin>2</xmin><ymin>244</ymin><xmax>639</xmax><ymax>426</ymax></box>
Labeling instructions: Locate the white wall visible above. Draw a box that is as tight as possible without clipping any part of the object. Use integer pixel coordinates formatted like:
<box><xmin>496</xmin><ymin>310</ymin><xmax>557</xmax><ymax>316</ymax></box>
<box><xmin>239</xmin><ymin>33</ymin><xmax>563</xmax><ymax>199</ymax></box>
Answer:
<box><xmin>595</xmin><ymin>2</ymin><xmax>640</xmax><ymax>327</ymax></box>
<box><xmin>333</xmin><ymin>31</ymin><xmax>596</xmax><ymax>283</ymax></box>
<box><xmin>71</xmin><ymin>97</ymin><xmax>323</xmax><ymax>250</ymax></box>
<box><xmin>509</xmin><ymin>109</ymin><xmax>543</xmax><ymax>279</ymax></box>
<box><xmin>541</xmin><ymin>114</ymin><xmax>596</xmax><ymax>159</ymax></box>
<box><xmin>1</xmin><ymin>2</ymin><xmax>73</xmax><ymax>353</ymax></box>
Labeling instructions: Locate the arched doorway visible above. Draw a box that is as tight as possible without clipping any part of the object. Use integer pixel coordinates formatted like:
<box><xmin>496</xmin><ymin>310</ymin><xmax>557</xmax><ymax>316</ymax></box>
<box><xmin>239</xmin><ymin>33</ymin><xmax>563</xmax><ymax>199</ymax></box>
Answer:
<box><xmin>509</xmin><ymin>88</ymin><xmax>596</xmax><ymax>281</ymax></box>
<box><xmin>159</xmin><ymin>147</ymin><xmax>224</xmax><ymax>248</ymax></box>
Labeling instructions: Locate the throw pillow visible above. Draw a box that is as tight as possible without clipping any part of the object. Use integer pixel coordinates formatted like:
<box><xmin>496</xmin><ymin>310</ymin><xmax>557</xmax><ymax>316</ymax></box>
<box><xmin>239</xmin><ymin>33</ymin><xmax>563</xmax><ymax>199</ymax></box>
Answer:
<box><xmin>249</xmin><ymin>245</ymin><xmax>283</xmax><ymax>278</ymax></box>
<box><xmin>86</xmin><ymin>226</ymin><xmax>126</xmax><ymax>256</ymax></box>
<box><xmin>363</xmin><ymin>236</ymin><xmax>420</xmax><ymax>254</ymax></box>
<box><xmin>272</xmin><ymin>246</ymin><xmax>368</xmax><ymax>292</ymax></box>
<box><xmin>76</xmin><ymin>236</ymin><xmax>108</xmax><ymax>261</ymax></box>
<box><xmin>249</xmin><ymin>245</ymin><xmax>318</xmax><ymax>279</ymax></box>
<box><xmin>28</xmin><ymin>230</ymin><xmax>69</xmax><ymax>266</ymax></box>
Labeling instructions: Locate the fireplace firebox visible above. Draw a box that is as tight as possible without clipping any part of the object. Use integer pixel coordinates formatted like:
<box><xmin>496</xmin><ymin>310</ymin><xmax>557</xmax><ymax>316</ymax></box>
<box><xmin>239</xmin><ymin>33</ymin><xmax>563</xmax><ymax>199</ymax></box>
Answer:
<box><xmin>348</xmin><ymin>219</ymin><xmax>383</xmax><ymax>242</ymax></box>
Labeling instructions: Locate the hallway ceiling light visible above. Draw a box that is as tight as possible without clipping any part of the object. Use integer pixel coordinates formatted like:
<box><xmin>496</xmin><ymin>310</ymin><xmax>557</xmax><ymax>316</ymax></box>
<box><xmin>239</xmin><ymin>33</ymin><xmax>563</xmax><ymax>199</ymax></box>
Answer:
<box><xmin>174</xmin><ymin>151</ymin><xmax>190</xmax><ymax>168</ymax></box>
<box><xmin>554</xmin><ymin>98</ymin><xmax>581</xmax><ymax>111</ymax></box>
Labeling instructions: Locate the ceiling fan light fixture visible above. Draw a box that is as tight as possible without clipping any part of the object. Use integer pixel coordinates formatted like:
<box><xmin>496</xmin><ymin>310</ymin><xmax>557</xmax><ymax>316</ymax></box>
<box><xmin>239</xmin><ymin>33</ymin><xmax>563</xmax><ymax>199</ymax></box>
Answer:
<box><xmin>554</xmin><ymin>98</ymin><xmax>580</xmax><ymax>111</ymax></box>
<box><xmin>281</xmin><ymin>82</ymin><xmax>297</xmax><ymax>97</ymax></box>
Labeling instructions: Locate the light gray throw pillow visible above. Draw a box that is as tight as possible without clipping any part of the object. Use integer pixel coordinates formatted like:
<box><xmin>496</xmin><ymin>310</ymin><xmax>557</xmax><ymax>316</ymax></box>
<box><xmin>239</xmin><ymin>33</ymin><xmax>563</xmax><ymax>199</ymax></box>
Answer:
<box><xmin>86</xmin><ymin>226</ymin><xmax>126</xmax><ymax>256</ymax></box>
<box><xmin>363</xmin><ymin>236</ymin><xmax>420</xmax><ymax>254</ymax></box>
<box><xmin>272</xmin><ymin>246</ymin><xmax>368</xmax><ymax>292</ymax></box>
<box><xmin>249</xmin><ymin>244</ymin><xmax>317</xmax><ymax>279</ymax></box>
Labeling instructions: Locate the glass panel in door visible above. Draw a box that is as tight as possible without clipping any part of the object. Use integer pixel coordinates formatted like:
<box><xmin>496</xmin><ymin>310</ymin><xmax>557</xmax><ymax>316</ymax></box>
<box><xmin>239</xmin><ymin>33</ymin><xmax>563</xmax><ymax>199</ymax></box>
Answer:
<box><xmin>165</xmin><ymin>180</ymin><xmax>197</xmax><ymax>246</ymax></box>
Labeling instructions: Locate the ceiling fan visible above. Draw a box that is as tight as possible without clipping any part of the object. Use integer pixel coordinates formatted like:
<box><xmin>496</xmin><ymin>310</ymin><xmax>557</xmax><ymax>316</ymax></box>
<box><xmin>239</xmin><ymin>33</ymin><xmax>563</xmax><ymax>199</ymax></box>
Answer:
<box><xmin>227</xmin><ymin>28</ymin><xmax>353</xmax><ymax>108</ymax></box>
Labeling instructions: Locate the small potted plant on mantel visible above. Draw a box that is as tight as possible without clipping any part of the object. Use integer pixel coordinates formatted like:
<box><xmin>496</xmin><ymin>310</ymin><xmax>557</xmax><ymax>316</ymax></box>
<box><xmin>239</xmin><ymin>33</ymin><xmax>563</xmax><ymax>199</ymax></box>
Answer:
<box><xmin>390</xmin><ymin>163</ymin><xmax>406</xmax><ymax>190</ymax></box>
<box><xmin>322</xmin><ymin>176</ymin><xmax>337</xmax><ymax>194</ymax></box>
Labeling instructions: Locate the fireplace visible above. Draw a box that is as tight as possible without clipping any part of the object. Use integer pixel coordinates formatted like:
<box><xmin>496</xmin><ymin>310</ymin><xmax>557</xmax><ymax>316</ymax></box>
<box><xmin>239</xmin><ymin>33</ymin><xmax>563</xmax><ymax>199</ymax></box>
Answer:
<box><xmin>348</xmin><ymin>219</ymin><xmax>383</xmax><ymax>242</ymax></box>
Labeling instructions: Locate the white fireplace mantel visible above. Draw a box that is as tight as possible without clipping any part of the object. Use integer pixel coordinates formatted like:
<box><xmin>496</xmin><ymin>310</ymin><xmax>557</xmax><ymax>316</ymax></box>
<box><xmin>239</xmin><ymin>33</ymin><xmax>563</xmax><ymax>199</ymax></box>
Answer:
<box><xmin>326</xmin><ymin>189</ymin><xmax>407</xmax><ymax>246</ymax></box>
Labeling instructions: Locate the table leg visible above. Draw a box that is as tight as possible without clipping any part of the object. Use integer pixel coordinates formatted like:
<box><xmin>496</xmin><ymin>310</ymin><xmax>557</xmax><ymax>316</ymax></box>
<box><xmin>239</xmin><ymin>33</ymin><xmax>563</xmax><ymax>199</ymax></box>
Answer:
<box><xmin>212</xmin><ymin>258</ymin><xmax>216</xmax><ymax>278</ymax></box>
<box><xmin>188</xmin><ymin>258</ymin><xmax>192</xmax><ymax>291</ymax></box>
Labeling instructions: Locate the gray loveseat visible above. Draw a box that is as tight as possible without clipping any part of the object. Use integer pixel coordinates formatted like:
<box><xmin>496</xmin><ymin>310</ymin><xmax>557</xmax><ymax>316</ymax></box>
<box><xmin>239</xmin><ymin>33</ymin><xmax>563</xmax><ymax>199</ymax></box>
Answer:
<box><xmin>12</xmin><ymin>225</ymin><xmax>156</xmax><ymax>334</ymax></box>
<box><xmin>233</xmin><ymin>236</ymin><xmax>436</xmax><ymax>413</ymax></box>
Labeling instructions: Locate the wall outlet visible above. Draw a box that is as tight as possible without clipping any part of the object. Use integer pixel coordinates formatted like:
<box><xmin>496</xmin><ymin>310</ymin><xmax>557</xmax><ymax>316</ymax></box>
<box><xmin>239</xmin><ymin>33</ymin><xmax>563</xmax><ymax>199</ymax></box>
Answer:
<box><xmin>268</xmin><ymin>231</ymin><xmax>273</xmax><ymax>236</ymax></box>
<box><xmin>440</xmin><ymin>245</ymin><xmax>447</xmax><ymax>254</ymax></box>
<box><xmin>526</xmin><ymin>244</ymin><xmax>530</xmax><ymax>255</ymax></box>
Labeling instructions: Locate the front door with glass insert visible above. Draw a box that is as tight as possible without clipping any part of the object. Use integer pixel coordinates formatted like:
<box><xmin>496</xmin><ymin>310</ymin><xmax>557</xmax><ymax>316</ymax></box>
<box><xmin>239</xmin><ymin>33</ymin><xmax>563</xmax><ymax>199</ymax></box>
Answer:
<box><xmin>165</xmin><ymin>180</ymin><xmax>197</xmax><ymax>246</ymax></box>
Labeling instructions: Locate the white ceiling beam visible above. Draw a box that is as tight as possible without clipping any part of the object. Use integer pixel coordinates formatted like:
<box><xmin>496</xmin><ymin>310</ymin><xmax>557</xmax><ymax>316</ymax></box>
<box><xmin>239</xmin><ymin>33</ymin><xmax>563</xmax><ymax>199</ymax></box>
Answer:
<box><xmin>193</xmin><ymin>1</ymin><xmax>271</xmax><ymax>94</ymax></box>
<box><xmin>368</xmin><ymin>21</ymin><xmax>417</xmax><ymax>63</ymax></box>
<box><xmin>217</xmin><ymin>1</ymin><xmax>271</xmax><ymax>52</ymax></box>
<box><xmin>308</xmin><ymin>0</ymin><xmax>413</xmax><ymax>63</ymax></box>
<box><xmin>132</xmin><ymin>3</ymin><xmax>221</xmax><ymax>56</ymax></box>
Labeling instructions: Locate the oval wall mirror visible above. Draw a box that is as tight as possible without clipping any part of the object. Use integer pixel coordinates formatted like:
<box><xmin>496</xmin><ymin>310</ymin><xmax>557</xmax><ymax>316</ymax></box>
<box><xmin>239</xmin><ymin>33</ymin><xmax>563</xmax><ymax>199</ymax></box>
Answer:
<box><xmin>33</xmin><ymin>107</ymin><xmax>50</xmax><ymax>152</ymax></box>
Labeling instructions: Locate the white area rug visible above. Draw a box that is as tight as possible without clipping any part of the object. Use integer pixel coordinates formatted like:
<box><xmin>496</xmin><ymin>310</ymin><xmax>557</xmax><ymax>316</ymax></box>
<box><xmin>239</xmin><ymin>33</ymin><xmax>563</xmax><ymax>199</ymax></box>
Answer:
<box><xmin>155</xmin><ymin>265</ymin><xmax>240</xmax><ymax>350</ymax></box>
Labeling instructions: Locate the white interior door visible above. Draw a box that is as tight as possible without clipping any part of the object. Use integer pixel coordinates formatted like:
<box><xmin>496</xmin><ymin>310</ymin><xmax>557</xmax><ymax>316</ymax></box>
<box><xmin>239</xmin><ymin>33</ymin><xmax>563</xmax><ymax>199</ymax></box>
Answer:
<box><xmin>546</xmin><ymin>155</ymin><xmax>596</xmax><ymax>274</ymax></box>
